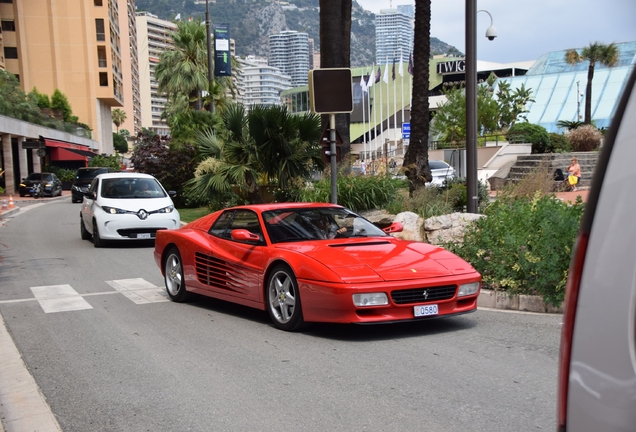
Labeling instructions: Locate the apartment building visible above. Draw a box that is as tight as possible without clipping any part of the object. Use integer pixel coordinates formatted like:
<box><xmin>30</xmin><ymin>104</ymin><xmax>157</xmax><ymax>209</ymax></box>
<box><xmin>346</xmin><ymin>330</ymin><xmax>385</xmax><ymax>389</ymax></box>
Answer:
<box><xmin>236</xmin><ymin>56</ymin><xmax>291</xmax><ymax>109</ymax></box>
<box><xmin>375</xmin><ymin>9</ymin><xmax>413</xmax><ymax>65</ymax></box>
<box><xmin>136</xmin><ymin>12</ymin><xmax>175</xmax><ymax>136</ymax></box>
<box><xmin>0</xmin><ymin>0</ymin><xmax>127</xmax><ymax>154</ymax></box>
<box><xmin>118</xmin><ymin>0</ymin><xmax>141</xmax><ymax>137</ymax></box>
<box><xmin>269</xmin><ymin>30</ymin><xmax>309</xmax><ymax>87</ymax></box>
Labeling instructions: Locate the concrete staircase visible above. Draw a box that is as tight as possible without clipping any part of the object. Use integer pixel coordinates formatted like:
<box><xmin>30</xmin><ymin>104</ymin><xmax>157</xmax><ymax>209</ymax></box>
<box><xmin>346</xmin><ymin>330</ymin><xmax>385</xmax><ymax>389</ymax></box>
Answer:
<box><xmin>506</xmin><ymin>152</ymin><xmax>600</xmax><ymax>190</ymax></box>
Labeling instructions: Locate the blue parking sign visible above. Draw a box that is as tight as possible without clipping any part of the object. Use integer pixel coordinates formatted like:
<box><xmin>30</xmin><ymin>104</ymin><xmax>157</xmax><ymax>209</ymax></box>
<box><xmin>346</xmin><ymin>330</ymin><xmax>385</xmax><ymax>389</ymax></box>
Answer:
<box><xmin>402</xmin><ymin>122</ymin><xmax>410</xmax><ymax>139</ymax></box>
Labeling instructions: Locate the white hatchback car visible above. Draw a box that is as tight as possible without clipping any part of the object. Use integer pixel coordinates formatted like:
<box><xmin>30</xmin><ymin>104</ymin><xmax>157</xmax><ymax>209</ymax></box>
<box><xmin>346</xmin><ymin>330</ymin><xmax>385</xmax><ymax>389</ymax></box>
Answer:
<box><xmin>427</xmin><ymin>160</ymin><xmax>456</xmax><ymax>186</ymax></box>
<box><xmin>80</xmin><ymin>173</ymin><xmax>180</xmax><ymax>247</ymax></box>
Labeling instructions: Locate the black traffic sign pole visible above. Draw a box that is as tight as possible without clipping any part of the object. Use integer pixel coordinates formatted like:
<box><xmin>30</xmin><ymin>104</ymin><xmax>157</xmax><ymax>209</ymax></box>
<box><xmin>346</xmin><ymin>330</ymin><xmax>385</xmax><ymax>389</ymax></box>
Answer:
<box><xmin>329</xmin><ymin>114</ymin><xmax>337</xmax><ymax>204</ymax></box>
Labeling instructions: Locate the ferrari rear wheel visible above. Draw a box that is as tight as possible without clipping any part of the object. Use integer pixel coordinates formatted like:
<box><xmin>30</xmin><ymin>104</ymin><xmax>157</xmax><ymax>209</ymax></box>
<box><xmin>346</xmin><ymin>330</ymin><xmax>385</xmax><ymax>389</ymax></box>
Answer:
<box><xmin>164</xmin><ymin>247</ymin><xmax>189</xmax><ymax>302</ymax></box>
<box><xmin>267</xmin><ymin>265</ymin><xmax>306</xmax><ymax>331</ymax></box>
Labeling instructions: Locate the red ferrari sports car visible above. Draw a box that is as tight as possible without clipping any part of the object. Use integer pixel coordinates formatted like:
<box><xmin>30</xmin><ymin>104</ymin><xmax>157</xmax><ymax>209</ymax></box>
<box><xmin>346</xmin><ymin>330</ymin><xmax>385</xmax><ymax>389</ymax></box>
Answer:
<box><xmin>154</xmin><ymin>203</ymin><xmax>481</xmax><ymax>331</ymax></box>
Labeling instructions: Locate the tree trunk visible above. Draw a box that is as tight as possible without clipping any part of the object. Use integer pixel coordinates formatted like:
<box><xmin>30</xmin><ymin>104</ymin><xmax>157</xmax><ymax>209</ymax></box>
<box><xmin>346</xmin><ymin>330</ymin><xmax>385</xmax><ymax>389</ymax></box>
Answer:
<box><xmin>585</xmin><ymin>62</ymin><xmax>594</xmax><ymax>124</ymax></box>
<box><xmin>402</xmin><ymin>1</ymin><xmax>432</xmax><ymax>195</ymax></box>
<box><xmin>319</xmin><ymin>0</ymin><xmax>352</xmax><ymax>160</ymax></box>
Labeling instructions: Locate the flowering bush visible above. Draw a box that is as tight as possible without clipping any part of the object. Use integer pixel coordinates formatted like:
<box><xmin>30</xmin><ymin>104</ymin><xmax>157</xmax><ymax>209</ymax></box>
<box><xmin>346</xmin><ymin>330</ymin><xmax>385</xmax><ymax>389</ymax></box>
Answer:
<box><xmin>444</xmin><ymin>192</ymin><xmax>584</xmax><ymax>306</ymax></box>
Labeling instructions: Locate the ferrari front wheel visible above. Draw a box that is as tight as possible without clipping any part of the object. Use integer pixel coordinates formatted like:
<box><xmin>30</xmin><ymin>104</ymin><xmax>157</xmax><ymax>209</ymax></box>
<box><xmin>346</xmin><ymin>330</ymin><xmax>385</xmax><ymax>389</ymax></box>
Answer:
<box><xmin>267</xmin><ymin>265</ymin><xmax>306</xmax><ymax>331</ymax></box>
<box><xmin>164</xmin><ymin>247</ymin><xmax>189</xmax><ymax>302</ymax></box>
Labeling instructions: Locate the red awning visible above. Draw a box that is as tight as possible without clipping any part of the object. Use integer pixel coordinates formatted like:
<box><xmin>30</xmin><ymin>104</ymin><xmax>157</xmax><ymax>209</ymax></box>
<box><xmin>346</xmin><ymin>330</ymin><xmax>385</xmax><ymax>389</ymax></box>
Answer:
<box><xmin>44</xmin><ymin>138</ymin><xmax>97</xmax><ymax>162</ymax></box>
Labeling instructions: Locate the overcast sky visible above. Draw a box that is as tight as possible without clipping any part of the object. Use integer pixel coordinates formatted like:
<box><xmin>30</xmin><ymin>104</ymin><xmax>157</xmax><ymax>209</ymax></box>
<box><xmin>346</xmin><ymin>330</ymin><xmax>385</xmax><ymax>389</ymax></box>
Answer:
<box><xmin>356</xmin><ymin>0</ymin><xmax>636</xmax><ymax>64</ymax></box>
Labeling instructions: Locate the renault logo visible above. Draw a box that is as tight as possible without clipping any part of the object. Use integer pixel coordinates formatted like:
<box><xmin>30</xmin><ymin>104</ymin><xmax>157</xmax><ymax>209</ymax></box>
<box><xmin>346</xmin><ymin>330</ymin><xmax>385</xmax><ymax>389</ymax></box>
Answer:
<box><xmin>137</xmin><ymin>209</ymin><xmax>148</xmax><ymax>220</ymax></box>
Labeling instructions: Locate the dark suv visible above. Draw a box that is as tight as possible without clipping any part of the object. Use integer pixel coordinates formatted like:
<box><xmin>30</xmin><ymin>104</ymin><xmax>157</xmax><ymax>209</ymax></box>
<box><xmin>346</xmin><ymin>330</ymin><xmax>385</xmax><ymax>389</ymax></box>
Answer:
<box><xmin>71</xmin><ymin>167</ymin><xmax>115</xmax><ymax>203</ymax></box>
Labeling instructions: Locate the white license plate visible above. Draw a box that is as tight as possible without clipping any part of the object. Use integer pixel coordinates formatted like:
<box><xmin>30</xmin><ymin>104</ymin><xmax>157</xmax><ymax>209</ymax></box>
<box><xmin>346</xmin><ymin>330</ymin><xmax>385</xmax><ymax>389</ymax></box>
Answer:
<box><xmin>138</xmin><ymin>233</ymin><xmax>151</xmax><ymax>239</ymax></box>
<box><xmin>414</xmin><ymin>304</ymin><xmax>439</xmax><ymax>317</ymax></box>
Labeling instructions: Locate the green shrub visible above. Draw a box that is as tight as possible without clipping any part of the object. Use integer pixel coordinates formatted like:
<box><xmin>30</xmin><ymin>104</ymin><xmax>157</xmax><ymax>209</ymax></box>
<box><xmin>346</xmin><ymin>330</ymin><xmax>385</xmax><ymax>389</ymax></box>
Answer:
<box><xmin>548</xmin><ymin>133</ymin><xmax>572</xmax><ymax>153</ymax></box>
<box><xmin>507</xmin><ymin>122</ymin><xmax>551</xmax><ymax>153</ymax></box>
<box><xmin>298</xmin><ymin>174</ymin><xmax>405</xmax><ymax>212</ymax></box>
<box><xmin>568</xmin><ymin>125</ymin><xmax>602</xmax><ymax>151</ymax></box>
<box><xmin>444</xmin><ymin>192</ymin><xmax>584</xmax><ymax>306</ymax></box>
<box><xmin>90</xmin><ymin>154</ymin><xmax>122</xmax><ymax>170</ymax></box>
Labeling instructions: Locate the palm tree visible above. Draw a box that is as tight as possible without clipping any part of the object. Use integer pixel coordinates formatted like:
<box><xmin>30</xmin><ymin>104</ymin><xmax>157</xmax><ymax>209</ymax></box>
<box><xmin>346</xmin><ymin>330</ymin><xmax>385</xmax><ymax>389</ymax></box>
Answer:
<box><xmin>155</xmin><ymin>20</ymin><xmax>209</xmax><ymax>111</ymax></box>
<box><xmin>565</xmin><ymin>42</ymin><xmax>619</xmax><ymax>124</ymax></box>
<box><xmin>402</xmin><ymin>1</ymin><xmax>433</xmax><ymax>194</ymax></box>
<box><xmin>111</xmin><ymin>109</ymin><xmax>127</xmax><ymax>133</ymax></box>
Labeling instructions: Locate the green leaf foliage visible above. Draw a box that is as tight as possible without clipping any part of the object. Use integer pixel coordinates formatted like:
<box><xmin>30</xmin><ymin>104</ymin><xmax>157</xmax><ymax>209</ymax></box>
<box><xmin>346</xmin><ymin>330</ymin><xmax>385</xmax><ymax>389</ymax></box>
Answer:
<box><xmin>506</xmin><ymin>122</ymin><xmax>551</xmax><ymax>153</ymax></box>
<box><xmin>445</xmin><ymin>192</ymin><xmax>584</xmax><ymax>306</ymax></box>
<box><xmin>113</xmin><ymin>133</ymin><xmax>128</xmax><ymax>153</ymax></box>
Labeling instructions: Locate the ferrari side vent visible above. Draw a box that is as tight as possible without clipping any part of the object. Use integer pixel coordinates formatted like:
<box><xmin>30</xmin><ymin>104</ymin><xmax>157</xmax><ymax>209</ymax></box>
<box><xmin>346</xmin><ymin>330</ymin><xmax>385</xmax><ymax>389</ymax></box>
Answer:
<box><xmin>391</xmin><ymin>285</ymin><xmax>457</xmax><ymax>304</ymax></box>
<box><xmin>194</xmin><ymin>252</ymin><xmax>254</xmax><ymax>294</ymax></box>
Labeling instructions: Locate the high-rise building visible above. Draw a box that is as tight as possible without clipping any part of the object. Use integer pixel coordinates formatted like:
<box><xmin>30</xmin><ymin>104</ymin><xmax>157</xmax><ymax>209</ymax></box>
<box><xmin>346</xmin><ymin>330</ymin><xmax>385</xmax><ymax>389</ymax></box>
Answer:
<box><xmin>269</xmin><ymin>30</ymin><xmax>309</xmax><ymax>87</ymax></box>
<box><xmin>375</xmin><ymin>9</ymin><xmax>413</xmax><ymax>65</ymax></box>
<box><xmin>0</xmin><ymin>0</ymin><xmax>128</xmax><ymax>153</ymax></box>
<box><xmin>118</xmin><ymin>0</ymin><xmax>141</xmax><ymax>137</ymax></box>
<box><xmin>236</xmin><ymin>56</ymin><xmax>291</xmax><ymax>109</ymax></box>
<box><xmin>136</xmin><ymin>12</ymin><xmax>176</xmax><ymax>136</ymax></box>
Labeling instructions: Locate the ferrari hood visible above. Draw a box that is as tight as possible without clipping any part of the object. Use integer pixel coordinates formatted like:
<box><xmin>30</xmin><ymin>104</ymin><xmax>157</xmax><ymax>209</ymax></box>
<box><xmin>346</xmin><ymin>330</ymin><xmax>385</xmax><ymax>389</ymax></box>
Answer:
<box><xmin>276</xmin><ymin>239</ymin><xmax>476</xmax><ymax>282</ymax></box>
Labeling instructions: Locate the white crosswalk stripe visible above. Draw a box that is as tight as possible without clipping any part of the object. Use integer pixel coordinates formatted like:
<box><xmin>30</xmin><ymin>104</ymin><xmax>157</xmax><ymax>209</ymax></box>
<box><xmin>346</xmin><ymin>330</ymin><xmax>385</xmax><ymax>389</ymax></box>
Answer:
<box><xmin>24</xmin><ymin>279</ymin><xmax>168</xmax><ymax>313</ymax></box>
<box><xmin>105</xmin><ymin>278</ymin><xmax>169</xmax><ymax>304</ymax></box>
<box><xmin>30</xmin><ymin>284</ymin><xmax>93</xmax><ymax>313</ymax></box>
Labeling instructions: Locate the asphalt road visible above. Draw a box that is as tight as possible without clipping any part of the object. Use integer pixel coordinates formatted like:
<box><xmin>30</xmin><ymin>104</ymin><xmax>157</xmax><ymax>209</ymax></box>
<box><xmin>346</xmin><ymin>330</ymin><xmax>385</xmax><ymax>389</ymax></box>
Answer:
<box><xmin>0</xmin><ymin>197</ymin><xmax>562</xmax><ymax>432</ymax></box>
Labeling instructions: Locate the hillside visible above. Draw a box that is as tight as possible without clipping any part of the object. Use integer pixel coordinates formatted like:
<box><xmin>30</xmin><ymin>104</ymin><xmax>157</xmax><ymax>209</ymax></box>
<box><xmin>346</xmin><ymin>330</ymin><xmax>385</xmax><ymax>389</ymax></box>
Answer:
<box><xmin>134</xmin><ymin>0</ymin><xmax>463</xmax><ymax>67</ymax></box>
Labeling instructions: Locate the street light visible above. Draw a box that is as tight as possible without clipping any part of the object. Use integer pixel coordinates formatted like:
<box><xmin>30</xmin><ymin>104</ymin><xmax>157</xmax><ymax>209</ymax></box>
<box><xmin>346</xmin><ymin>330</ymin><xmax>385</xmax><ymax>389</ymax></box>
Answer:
<box><xmin>465</xmin><ymin>5</ymin><xmax>497</xmax><ymax>213</ymax></box>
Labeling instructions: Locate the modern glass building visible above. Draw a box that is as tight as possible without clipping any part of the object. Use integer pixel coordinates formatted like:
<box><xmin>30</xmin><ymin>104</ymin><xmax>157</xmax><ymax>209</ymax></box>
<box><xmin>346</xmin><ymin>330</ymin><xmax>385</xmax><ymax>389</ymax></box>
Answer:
<box><xmin>268</xmin><ymin>31</ymin><xmax>310</xmax><ymax>88</ymax></box>
<box><xmin>494</xmin><ymin>41</ymin><xmax>636</xmax><ymax>131</ymax></box>
<box><xmin>375</xmin><ymin>9</ymin><xmax>413</xmax><ymax>65</ymax></box>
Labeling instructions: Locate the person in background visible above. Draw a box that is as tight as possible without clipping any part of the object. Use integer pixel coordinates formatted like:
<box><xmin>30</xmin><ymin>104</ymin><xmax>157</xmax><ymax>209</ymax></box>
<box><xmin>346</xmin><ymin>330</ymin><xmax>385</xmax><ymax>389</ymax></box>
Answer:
<box><xmin>315</xmin><ymin>214</ymin><xmax>346</xmax><ymax>239</ymax></box>
<box><xmin>360</xmin><ymin>160</ymin><xmax>366</xmax><ymax>175</ymax></box>
<box><xmin>565</xmin><ymin>157</ymin><xmax>582</xmax><ymax>191</ymax></box>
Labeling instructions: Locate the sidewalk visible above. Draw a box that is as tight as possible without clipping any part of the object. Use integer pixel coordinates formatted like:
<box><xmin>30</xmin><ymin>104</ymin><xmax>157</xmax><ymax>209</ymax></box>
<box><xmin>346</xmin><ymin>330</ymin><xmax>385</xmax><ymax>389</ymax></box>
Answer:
<box><xmin>0</xmin><ymin>190</ymin><xmax>71</xmax><ymax>218</ymax></box>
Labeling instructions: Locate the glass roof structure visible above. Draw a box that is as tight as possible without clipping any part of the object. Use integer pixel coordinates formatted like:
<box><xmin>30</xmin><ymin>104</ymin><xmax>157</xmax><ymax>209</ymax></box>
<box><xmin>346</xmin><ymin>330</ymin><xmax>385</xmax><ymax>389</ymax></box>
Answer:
<box><xmin>494</xmin><ymin>41</ymin><xmax>636</xmax><ymax>132</ymax></box>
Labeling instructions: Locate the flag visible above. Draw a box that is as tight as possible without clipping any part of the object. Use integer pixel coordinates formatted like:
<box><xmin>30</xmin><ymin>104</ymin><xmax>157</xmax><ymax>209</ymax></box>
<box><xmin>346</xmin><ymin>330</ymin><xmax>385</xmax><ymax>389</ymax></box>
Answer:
<box><xmin>392</xmin><ymin>58</ymin><xmax>396</xmax><ymax>81</ymax></box>
<box><xmin>359</xmin><ymin>74</ymin><xmax>367</xmax><ymax>93</ymax></box>
<box><xmin>174</xmin><ymin>13</ymin><xmax>181</xmax><ymax>20</ymax></box>
<box><xmin>398</xmin><ymin>50</ymin><xmax>404</xmax><ymax>77</ymax></box>
<box><xmin>375</xmin><ymin>66</ymin><xmax>381</xmax><ymax>83</ymax></box>
<box><xmin>408</xmin><ymin>52</ymin><xmax>413</xmax><ymax>75</ymax></box>
<box><xmin>383</xmin><ymin>61</ymin><xmax>389</xmax><ymax>84</ymax></box>
<box><xmin>367</xmin><ymin>68</ymin><xmax>374</xmax><ymax>89</ymax></box>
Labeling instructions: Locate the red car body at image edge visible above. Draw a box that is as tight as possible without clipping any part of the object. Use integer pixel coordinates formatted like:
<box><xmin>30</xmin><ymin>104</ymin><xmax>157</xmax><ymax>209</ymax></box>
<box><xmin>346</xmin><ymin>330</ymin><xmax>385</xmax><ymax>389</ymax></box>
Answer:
<box><xmin>154</xmin><ymin>202</ymin><xmax>481</xmax><ymax>331</ymax></box>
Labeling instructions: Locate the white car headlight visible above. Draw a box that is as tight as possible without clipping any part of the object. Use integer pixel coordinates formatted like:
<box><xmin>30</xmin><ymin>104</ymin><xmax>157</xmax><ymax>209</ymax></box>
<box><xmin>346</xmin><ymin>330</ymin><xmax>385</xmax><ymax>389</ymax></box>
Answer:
<box><xmin>156</xmin><ymin>205</ymin><xmax>174</xmax><ymax>213</ymax></box>
<box><xmin>353</xmin><ymin>293</ymin><xmax>388</xmax><ymax>307</ymax></box>
<box><xmin>102</xmin><ymin>206</ymin><xmax>127</xmax><ymax>214</ymax></box>
<box><xmin>458</xmin><ymin>282</ymin><xmax>480</xmax><ymax>297</ymax></box>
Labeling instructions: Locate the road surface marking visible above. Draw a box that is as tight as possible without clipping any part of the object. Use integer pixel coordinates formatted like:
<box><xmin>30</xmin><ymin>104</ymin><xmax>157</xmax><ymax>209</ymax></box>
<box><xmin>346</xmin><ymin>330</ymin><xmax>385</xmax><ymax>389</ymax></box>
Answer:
<box><xmin>30</xmin><ymin>284</ymin><xmax>93</xmax><ymax>313</ymax></box>
<box><xmin>106</xmin><ymin>278</ymin><xmax>168</xmax><ymax>304</ymax></box>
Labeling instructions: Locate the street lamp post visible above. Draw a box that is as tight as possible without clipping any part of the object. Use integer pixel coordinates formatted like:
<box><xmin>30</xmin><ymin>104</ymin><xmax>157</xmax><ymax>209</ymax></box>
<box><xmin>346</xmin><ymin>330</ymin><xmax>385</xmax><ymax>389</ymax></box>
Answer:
<box><xmin>465</xmin><ymin>5</ymin><xmax>497</xmax><ymax>214</ymax></box>
<box><xmin>205</xmin><ymin>0</ymin><xmax>214</xmax><ymax>113</ymax></box>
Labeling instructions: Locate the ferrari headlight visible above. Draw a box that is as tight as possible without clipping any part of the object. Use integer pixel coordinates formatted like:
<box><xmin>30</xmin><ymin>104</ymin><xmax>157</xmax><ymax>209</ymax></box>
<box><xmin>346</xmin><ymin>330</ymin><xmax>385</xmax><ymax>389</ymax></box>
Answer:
<box><xmin>458</xmin><ymin>282</ymin><xmax>480</xmax><ymax>297</ymax></box>
<box><xmin>353</xmin><ymin>293</ymin><xmax>388</xmax><ymax>307</ymax></box>
<box><xmin>156</xmin><ymin>205</ymin><xmax>174</xmax><ymax>213</ymax></box>
<box><xmin>102</xmin><ymin>206</ymin><xmax>127</xmax><ymax>214</ymax></box>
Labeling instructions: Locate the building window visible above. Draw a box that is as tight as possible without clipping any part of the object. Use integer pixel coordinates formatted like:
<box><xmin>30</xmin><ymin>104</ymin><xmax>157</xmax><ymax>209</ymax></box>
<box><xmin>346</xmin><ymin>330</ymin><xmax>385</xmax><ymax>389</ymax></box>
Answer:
<box><xmin>94</xmin><ymin>0</ymin><xmax>103</xmax><ymax>5</ymax></box>
<box><xmin>95</xmin><ymin>19</ymin><xmax>105</xmax><ymax>41</ymax></box>
<box><xmin>99</xmin><ymin>72</ymin><xmax>108</xmax><ymax>86</ymax></box>
<box><xmin>1</xmin><ymin>20</ymin><xmax>16</xmax><ymax>31</ymax></box>
<box><xmin>4</xmin><ymin>47</ymin><xmax>18</xmax><ymax>59</ymax></box>
<box><xmin>97</xmin><ymin>46</ymin><xmax>107</xmax><ymax>67</ymax></box>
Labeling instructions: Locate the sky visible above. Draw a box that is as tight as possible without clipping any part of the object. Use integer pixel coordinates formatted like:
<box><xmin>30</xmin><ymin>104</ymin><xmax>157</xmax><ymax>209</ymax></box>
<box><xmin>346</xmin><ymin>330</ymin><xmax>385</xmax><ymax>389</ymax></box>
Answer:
<box><xmin>356</xmin><ymin>0</ymin><xmax>636</xmax><ymax>64</ymax></box>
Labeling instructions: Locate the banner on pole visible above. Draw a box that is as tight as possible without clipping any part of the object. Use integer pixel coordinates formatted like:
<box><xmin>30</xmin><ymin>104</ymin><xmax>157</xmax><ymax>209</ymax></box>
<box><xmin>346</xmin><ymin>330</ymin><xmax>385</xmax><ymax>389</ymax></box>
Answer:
<box><xmin>214</xmin><ymin>24</ymin><xmax>231</xmax><ymax>76</ymax></box>
<box><xmin>402</xmin><ymin>122</ymin><xmax>411</xmax><ymax>139</ymax></box>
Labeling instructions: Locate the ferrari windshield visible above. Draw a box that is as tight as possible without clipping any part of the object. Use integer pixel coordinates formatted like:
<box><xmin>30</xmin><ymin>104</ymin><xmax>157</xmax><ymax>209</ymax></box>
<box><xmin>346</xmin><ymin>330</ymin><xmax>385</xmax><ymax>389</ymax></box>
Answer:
<box><xmin>262</xmin><ymin>207</ymin><xmax>387</xmax><ymax>243</ymax></box>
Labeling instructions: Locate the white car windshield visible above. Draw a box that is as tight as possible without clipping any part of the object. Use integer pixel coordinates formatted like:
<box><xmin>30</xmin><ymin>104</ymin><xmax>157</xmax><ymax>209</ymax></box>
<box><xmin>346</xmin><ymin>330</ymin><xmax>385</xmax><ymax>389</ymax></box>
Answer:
<box><xmin>101</xmin><ymin>178</ymin><xmax>166</xmax><ymax>199</ymax></box>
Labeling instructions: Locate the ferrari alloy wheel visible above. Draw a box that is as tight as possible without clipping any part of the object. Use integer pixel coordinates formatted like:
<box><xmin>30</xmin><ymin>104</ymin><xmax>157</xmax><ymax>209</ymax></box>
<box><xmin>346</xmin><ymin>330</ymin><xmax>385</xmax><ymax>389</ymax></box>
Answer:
<box><xmin>80</xmin><ymin>217</ymin><xmax>91</xmax><ymax>240</ymax></box>
<box><xmin>92</xmin><ymin>219</ymin><xmax>103</xmax><ymax>248</ymax></box>
<box><xmin>164</xmin><ymin>248</ymin><xmax>189</xmax><ymax>302</ymax></box>
<box><xmin>267</xmin><ymin>265</ymin><xmax>306</xmax><ymax>331</ymax></box>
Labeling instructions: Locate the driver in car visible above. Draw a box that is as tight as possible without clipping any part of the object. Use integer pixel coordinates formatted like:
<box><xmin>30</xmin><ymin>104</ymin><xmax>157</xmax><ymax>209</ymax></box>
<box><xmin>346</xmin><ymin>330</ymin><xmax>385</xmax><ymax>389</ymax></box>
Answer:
<box><xmin>316</xmin><ymin>215</ymin><xmax>346</xmax><ymax>239</ymax></box>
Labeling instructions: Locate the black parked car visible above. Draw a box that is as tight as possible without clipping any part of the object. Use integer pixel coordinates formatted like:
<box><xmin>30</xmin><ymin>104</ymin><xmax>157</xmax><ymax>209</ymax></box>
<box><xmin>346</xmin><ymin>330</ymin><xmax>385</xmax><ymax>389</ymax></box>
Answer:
<box><xmin>19</xmin><ymin>172</ymin><xmax>63</xmax><ymax>197</ymax></box>
<box><xmin>71</xmin><ymin>167</ymin><xmax>115</xmax><ymax>203</ymax></box>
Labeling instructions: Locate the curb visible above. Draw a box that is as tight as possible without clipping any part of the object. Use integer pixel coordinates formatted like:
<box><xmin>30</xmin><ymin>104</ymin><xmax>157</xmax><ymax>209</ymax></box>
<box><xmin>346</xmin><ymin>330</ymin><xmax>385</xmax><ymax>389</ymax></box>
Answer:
<box><xmin>478</xmin><ymin>288</ymin><xmax>563</xmax><ymax>314</ymax></box>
